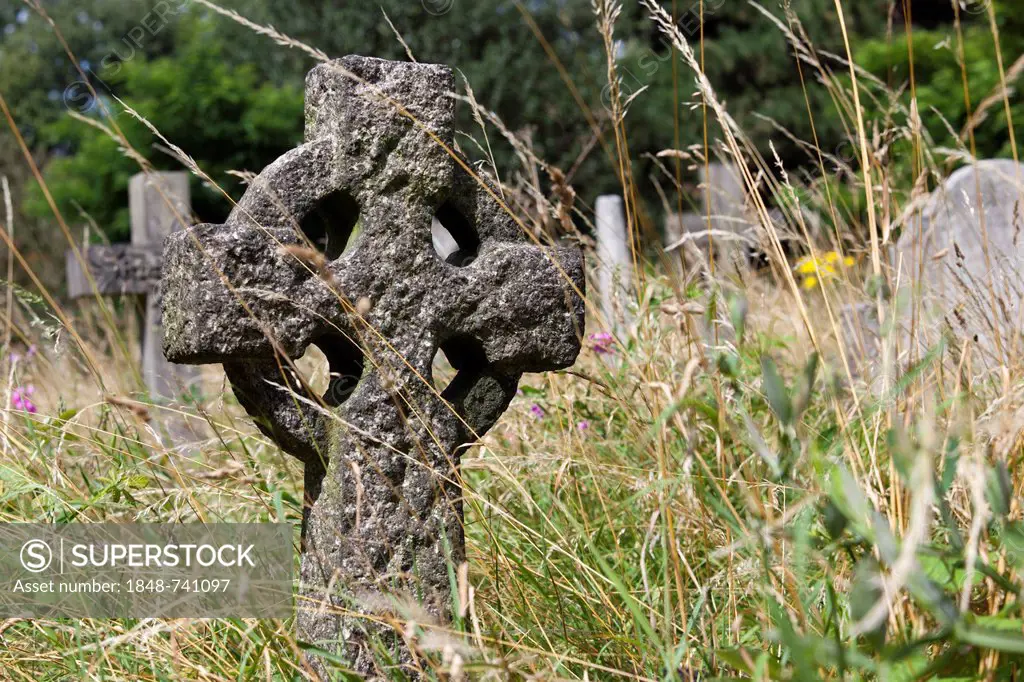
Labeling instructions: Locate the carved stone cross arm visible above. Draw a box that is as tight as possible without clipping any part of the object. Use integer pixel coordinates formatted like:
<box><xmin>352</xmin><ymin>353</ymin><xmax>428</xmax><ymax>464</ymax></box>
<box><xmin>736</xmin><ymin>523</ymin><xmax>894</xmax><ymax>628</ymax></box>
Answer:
<box><xmin>161</xmin><ymin>55</ymin><xmax>584</xmax><ymax>675</ymax></box>
<box><xmin>66</xmin><ymin>244</ymin><xmax>162</xmax><ymax>298</ymax></box>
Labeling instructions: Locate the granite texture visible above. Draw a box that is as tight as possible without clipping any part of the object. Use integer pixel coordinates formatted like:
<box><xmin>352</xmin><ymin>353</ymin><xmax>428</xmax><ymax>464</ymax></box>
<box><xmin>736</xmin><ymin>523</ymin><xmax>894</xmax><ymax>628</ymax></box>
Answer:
<box><xmin>162</xmin><ymin>55</ymin><xmax>585</xmax><ymax>677</ymax></box>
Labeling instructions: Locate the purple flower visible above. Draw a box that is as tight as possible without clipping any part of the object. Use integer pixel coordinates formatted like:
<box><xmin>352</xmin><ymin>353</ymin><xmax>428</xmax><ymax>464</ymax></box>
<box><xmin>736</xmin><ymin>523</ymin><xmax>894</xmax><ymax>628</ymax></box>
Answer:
<box><xmin>11</xmin><ymin>385</ymin><xmax>36</xmax><ymax>413</ymax></box>
<box><xmin>589</xmin><ymin>332</ymin><xmax>615</xmax><ymax>355</ymax></box>
<box><xmin>530</xmin><ymin>404</ymin><xmax>545</xmax><ymax>419</ymax></box>
<box><xmin>576</xmin><ymin>420</ymin><xmax>590</xmax><ymax>431</ymax></box>
<box><xmin>26</xmin><ymin>345</ymin><xmax>36</xmax><ymax>358</ymax></box>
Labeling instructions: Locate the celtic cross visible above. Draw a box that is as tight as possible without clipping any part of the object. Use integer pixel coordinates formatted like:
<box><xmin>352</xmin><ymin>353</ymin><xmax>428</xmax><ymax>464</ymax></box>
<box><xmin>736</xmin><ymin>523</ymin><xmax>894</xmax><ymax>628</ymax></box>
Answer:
<box><xmin>161</xmin><ymin>55</ymin><xmax>584</xmax><ymax>675</ymax></box>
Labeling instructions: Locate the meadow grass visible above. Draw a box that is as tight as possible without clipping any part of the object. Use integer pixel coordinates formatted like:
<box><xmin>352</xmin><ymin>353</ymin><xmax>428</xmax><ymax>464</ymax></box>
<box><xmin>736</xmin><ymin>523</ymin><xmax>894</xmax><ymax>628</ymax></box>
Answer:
<box><xmin>2</xmin><ymin>0</ymin><xmax>1024</xmax><ymax>679</ymax></box>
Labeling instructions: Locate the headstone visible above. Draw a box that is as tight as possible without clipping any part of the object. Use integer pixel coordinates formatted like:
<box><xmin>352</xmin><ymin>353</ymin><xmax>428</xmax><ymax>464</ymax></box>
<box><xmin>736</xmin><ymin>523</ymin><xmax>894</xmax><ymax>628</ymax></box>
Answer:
<box><xmin>665</xmin><ymin>211</ymin><xmax>709</xmax><ymax>253</ymax></box>
<box><xmin>160</xmin><ymin>55</ymin><xmax>585</xmax><ymax>676</ymax></box>
<box><xmin>664</xmin><ymin>161</ymin><xmax>748</xmax><ymax>269</ymax></box>
<box><xmin>895</xmin><ymin>159</ymin><xmax>1024</xmax><ymax>363</ymax></box>
<box><xmin>838</xmin><ymin>302</ymin><xmax>882</xmax><ymax>373</ymax></box>
<box><xmin>704</xmin><ymin>160</ymin><xmax>746</xmax><ymax>234</ymax></box>
<box><xmin>595</xmin><ymin>194</ymin><xmax>632</xmax><ymax>330</ymax></box>
<box><xmin>66</xmin><ymin>171</ymin><xmax>199</xmax><ymax>398</ymax></box>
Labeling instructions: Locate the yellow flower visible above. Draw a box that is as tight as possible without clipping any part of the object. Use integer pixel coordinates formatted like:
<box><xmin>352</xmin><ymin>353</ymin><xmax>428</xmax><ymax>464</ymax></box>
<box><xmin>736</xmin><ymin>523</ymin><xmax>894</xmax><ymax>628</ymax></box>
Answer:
<box><xmin>796</xmin><ymin>258</ymin><xmax>818</xmax><ymax>275</ymax></box>
<box><xmin>795</xmin><ymin>252</ymin><xmax>856</xmax><ymax>288</ymax></box>
<box><xmin>796</xmin><ymin>251</ymin><xmax>856</xmax><ymax>276</ymax></box>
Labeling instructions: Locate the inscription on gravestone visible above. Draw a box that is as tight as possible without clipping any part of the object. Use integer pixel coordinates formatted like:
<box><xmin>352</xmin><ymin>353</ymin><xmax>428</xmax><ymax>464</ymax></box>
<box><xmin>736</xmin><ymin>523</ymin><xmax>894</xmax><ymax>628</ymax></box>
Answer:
<box><xmin>161</xmin><ymin>55</ymin><xmax>585</xmax><ymax>675</ymax></box>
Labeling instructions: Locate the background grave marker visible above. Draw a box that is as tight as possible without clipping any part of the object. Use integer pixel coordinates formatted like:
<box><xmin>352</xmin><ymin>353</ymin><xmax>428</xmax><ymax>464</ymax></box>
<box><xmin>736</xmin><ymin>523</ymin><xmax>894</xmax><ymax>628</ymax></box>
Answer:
<box><xmin>66</xmin><ymin>171</ymin><xmax>199</xmax><ymax>398</ymax></box>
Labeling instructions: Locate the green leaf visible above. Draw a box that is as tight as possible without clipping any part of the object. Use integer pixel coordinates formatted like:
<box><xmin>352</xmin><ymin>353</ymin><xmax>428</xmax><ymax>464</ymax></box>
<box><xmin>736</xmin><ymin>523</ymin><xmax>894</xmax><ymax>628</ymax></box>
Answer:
<box><xmin>792</xmin><ymin>352</ymin><xmax>819</xmax><ymax>420</ymax></box>
<box><xmin>295</xmin><ymin>642</ymin><xmax>363</xmax><ymax>680</ymax></box>
<box><xmin>1000</xmin><ymin>522</ymin><xmax>1024</xmax><ymax>565</ymax></box>
<box><xmin>729</xmin><ymin>294</ymin><xmax>748</xmax><ymax>346</ymax></box>
<box><xmin>823</xmin><ymin>500</ymin><xmax>848</xmax><ymax>540</ymax></box>
<box><xmin>939</xmin><ymin>436</ymin><xmax>961</xmax><ymax>494</ymax></box>
<box><xmin>717</xmin><ymin>351</ymin><xmax>740</xmax><ymax>379</ymax></box>
<box><xmin>716</xmin><ymin>648</ymin><xmax>783</xmax><ymax>678</ymax></box>
<box><xmin>850</xmin><ymin>556</ymin><xmax>886</xmax><ymax>651</ymax></box>
<box><xmin>57</xmin><ymin>408</ymin><xmax>79</xmax><ymax>422</ymax></box>
<box><xmin>886</xmin><ymin>426</ymin><xmax>914</xmax><ymax>483</ymax></box>
<box><xmin>125</xmin><ymin>475</ymin><xmax>149</xmax><ymax>490</ymax></box>
<box><xmin>986</xmin><ymin>461</ymin><xmax>1012</xmax><ymax>518</ymax></box>
<box><xmin>955</xmin><ymin>622</ymin><xmax>1024</xmax><ymax>654</ymax></box>
<box><xmin>761</xmin><ymin>355</ymin><xmax>792</xmax><ymax>426</ymax></box>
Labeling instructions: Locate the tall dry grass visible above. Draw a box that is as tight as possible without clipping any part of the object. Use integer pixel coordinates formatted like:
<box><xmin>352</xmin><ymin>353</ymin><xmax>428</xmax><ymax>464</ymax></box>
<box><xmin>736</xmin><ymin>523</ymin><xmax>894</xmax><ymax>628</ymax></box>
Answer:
<box><xmin>1</xmin><ymin>0</ymin><xmax>1024</xmax><ymax>680</ymax></box>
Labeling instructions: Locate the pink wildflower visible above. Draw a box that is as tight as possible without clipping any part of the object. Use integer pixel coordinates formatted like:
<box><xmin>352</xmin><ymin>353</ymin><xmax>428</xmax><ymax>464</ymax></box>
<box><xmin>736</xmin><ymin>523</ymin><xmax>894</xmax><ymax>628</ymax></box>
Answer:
<box><xmin>530</xmin><ymin>404</ymin><xmax>545</xmax><ymax>419</ymax></box>
<box><xmin>589</xmin><ymin>332</ymin><xmax>615</xmax><ymax>355</ymax></box>
<box><xmin>11</xmin><ymin>385</ymin><xmax>36</xmax><ymax>413</ymax></box>
<box><xmin>576</xmin><ymin>420</ymin><xmax>590</xmax><ymax>431</ymax></box>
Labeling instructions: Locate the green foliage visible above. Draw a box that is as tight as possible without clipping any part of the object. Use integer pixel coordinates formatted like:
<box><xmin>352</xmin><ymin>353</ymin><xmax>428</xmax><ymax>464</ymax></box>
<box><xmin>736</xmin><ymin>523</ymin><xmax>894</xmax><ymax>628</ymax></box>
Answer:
<box><xmin>14</xmin><ymin>0</ymin><xmax>621</xmax><ymax>244</ymax></box>
<box><xmin>617</xmin><ymin>0</ymin><xmax>888</xmax><ymax>192</ymax></box>
<box><xmin>0</xmin><ymin>1</ymin><xmax>180</xmax><ymax>143</ymax></box>
<box><xmin>856</xmin><ymin>0</ymin><xmax>1024</xmax><ymax>168</ymax></box>
<box><xmin>26</xmin><ymin>12</ymin><xmax>303</xmax><ymax>240</ymax></box>
<box><xmin>12</xmin><ymin>0</ymin><xmax>897</xmax><ymax>248</ymax></box>
<box><xmin>452</xmin><ymin>278</ymin><xmax>1024</xmax><ymax>680</ymax></box>
<box><xmin>10</xmin><ymin>0</ymin><xmax>1009</xmax><ymax>252</ymax></box>
<box><xmin>255</xmin><ymin>0</ymin><xmax>624</xmax><ymax>193</ymax></box>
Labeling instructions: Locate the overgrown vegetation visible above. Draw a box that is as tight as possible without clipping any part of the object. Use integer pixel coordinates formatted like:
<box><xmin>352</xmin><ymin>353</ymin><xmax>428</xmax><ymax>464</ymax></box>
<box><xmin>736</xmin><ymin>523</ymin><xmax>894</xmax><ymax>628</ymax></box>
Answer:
<box><xmin>3</xmin><ymin>0</ymin><xmax>1024</xmax><ymax>679</ymax></box>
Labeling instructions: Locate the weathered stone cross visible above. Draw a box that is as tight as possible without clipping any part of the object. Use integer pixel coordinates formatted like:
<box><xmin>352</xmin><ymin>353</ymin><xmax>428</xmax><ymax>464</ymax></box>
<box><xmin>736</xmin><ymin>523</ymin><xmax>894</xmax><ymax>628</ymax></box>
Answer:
<box><xmin>66</xmin><ymin>171</ymin><xmax>198</xmax><ymax>398</ymax></box>
<box><xmin>161</xmin><ymin>56</ymin><xmax>585</xmax><ymax>675</ymax></box>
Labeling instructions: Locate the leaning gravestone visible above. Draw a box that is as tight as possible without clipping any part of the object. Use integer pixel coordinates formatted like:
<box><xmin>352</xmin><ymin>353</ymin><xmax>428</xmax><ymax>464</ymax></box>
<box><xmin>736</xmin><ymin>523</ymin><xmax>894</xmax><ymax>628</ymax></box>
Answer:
<box><xmin>894</xmin><ymin>159</ymin><xmax>1024</xmax><ymax>363</ymax></box>
<box><xmin>66</xmin><ymin>171</ymin><xmax>199</xmax><ymax>398</ymax></box>
<box><xmin>161</xmin><ymin>55</ymin><xmax>585</xmax><ymax>676</ymax></box>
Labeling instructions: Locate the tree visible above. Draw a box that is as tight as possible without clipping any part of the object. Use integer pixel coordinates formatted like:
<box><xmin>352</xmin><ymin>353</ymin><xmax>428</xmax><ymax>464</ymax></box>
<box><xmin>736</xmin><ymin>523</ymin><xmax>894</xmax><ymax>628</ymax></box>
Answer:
<box><xmin>856</xmin><ymin>0</ymin><xmax>1024</xmax><ymax>165</ymax></box>
<box><xmin>253</xmin><ymin>0</ymin><xmax>624</xmax><ymax>195</ymax></box>
<box><xmin>612</xmin><ymin>1</ymin><xmax>890</xmax><ymax>201</ymax></box>
<box><xmin>25</xmin><ymin>10</ymin><xmax>303</xmax><ymax>242</ymax></box>
<box><xmin>12</xmin><ymin>0</ymin><xmax>998</xmax><ymax>275</ymax></box>
<box><xmin>18</xmin><ymin>0</ymin><xmax>618</xmax><ymax>254</ymax></box>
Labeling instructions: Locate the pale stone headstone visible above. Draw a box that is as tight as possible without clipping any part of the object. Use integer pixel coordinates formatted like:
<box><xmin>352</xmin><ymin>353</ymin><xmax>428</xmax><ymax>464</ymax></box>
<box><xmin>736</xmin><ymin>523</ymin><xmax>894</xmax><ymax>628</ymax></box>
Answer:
<box><xmin>704</xmin><ymin>160</ymin><xmax>746</xmax><ymax>231</ymax></box>
<box><xmin>161</xmin><ymin>56</ymin><xmax>585</xmax><ymax>676</ymax></box>
<box><xmin>66</xmin><ymin>171</ymin><xmax>199</xmax><ymax>398</ymax></box>
<box><xmin>895</xmin><ymin>159</ymin><xmax>1024</xmax><ymax>363</ymax></box>
<box><xmin>664</xmin><ymin>161</ymin><xmax>748</xmax><ymax>270</ymax></box>
<box><xmin>665</xmin><ymin>211</ymin><xmax>710</xmax><ymax>252</ymax></box>
<box><xmin>595</xmin><ymin>194</ymin><xmax>632</xmax><ymax>329</ymax></box>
